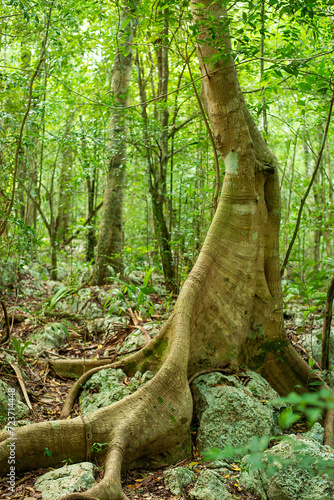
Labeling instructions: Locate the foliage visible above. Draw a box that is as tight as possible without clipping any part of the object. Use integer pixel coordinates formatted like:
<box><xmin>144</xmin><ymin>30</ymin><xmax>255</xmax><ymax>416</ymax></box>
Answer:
<box><xmin>278</xmin><ymin>388</ymin><xmax>334</xmax><ymax>428</ymax></box>
<box><xmin>11</xmin><ymin>337</ymin><xmax>34</xmax><ymax>364</ymax></box>
<box><xmin>47</xmin><ymin>286</ymin><xmax>79</xmax><ymax>312</ymax></box>
<box><xmin>282</xmin><ymin>258</ymin><xmax>334</xmax><ymax>324</ymax></box>
<box><xmin>106</xmin><ymin>267</ymin><xmax>156</xmax><ymax>315</ymax></box>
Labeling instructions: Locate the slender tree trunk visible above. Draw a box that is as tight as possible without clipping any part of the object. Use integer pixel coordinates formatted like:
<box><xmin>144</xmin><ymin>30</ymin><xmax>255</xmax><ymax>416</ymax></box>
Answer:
<box><xmin>313</xmin><ymin>171</ymin><xmax>322</xmax><ymax>268</ymax></box>
<box><xmin>86</xmin><ymin>173</ymin><xmax>97</xmax><ymax>262</ymax></box>
<box><xmin>50</xmin><ymin>228</ymin><xmax>58</xmax><ymax>281</ymax></box>
<box><xmin>25</xmin><ymin>135</ymin><xmax>38</xmax><ymax>227</ymax></box>
<box><xmin>94</xmin><ymin>2</ymin><xmax>136</xmax><ymax>284</ymax></box>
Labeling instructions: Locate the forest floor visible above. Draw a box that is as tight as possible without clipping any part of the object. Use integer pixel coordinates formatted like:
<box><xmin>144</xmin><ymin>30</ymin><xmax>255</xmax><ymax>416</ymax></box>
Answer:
<box><xmin>0</xmin><ymin>269</ymin><xmax>320</xmax><ymax>500</ymax></box>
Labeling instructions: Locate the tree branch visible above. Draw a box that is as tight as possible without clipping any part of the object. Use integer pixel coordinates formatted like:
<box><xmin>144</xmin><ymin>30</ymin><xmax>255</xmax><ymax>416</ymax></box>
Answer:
<box><xmin>59</xmin><ymin>201</ymin><xmax>103</xmax><ymax>249</ymax></box>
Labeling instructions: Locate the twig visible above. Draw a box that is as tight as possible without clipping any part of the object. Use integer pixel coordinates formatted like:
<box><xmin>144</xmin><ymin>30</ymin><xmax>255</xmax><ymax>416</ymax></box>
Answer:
<box><xmin>9</xmin><ymin>363</ymin><xmax>33</xmax><ymax>412</ymax></box>
<box><xmin>128</xmin><ymin>308</ymin><xmax>151</xmax><ymax>344</ymax></box>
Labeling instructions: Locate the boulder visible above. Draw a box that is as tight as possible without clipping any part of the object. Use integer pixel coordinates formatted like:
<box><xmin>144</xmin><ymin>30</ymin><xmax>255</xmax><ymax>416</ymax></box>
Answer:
<box><xmin>116</xmin><ymin>324</ymin><xmax>159</xmax><ymax>354</ymax></box>
<box><xmin>303</xmin><ymin>331</ymin><xmax>334</xmax><ymax>366</ymax></box>
<box><xmin>35</xmin><ymin>462</ymin><xmax>97</xmax><ymax>500</ymax></box>
<box><xmin>164</xmin><ymin>467</ymin><xmax>195</xmax><ymax>495</ymax></box>
<box><xmin>303</xmin><ymin>422</ymin><xmax>324</xmax><ymax>445</ymax></box>
<box><xmin>189</xmin><ymin>469</ymin><xmax>233</xmax><ymax>500</ymax></box>
<box><xmin>0</xmin><ymin>379</ymin><xmax>30</xmax><ymax>425</ymax></box>
<box><xmin>240</xmin><ymin>434</ymin><xmax>334</xmax><ymax>500</ymax></box>
<box><xmin>191</xmin><ymin>372</ymin><xmax>278</xmax><ymax>452</ymax></box>
<box><xmin>80</xmin><ymin>368</ymin><xmax>154</xmax><ymax>415</ymax></box>
<box><xmin>87</xmin><ymin>317</ymin><xmax>115</xmax><ymax>338</ymax></box>
<box><xmin>26</xmin><ymin>323</ymin><xmax>69</xmax><ymax>354</ymax></box>
<box><xmin>55</xmin><ymin>288</ymin><xmax>104</xmax><ymax>319</ymax></box>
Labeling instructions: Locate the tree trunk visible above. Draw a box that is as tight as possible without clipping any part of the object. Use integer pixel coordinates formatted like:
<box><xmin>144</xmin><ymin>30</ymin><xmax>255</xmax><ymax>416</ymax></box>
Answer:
<box><xmin>58</xmin><ymin>144</ymin><xmax>73</xmax><ymax>242</ymax></box>
<box><xmin>50</xmin><ymin>229</ymin><xmax>58</xmax><ymax>281</ymax></box>
<box><xmin>93</xmin><ymin>3</ymin><xmax>136</xmax><ymax>284</ymax></box>
<box><xmin>86</xmin><ymin>173</ymin><xmax>97</xmax><ymax>262</ymax></box>
<box><xmin>25</xmin><ymin>135</ymin><xmax>38</xmax><ymax>227</ymax></box>
<box><xmin>1</xmin><ymin>3</ymin><xmax>331</xmax><ymax>499</ymax></box>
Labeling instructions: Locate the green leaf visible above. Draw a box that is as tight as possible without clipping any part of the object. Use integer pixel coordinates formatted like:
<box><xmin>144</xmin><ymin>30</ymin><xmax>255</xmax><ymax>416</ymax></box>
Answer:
<box><xmin>279</xmin><ymin>407</ymin><xmax>301</xmax><ymax>428</ymax></box>
<box><xmin>120</xmin><ymin>17</ymin><xmax>131</xmax><ymax>30</ymax></box>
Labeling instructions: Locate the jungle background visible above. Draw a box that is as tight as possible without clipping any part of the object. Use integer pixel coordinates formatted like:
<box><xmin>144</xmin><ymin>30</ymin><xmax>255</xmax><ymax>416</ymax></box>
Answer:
<box><xmin>1</xmin><ymin>0</ymin><xmax>334</xmax><ymax>499</ymax></box>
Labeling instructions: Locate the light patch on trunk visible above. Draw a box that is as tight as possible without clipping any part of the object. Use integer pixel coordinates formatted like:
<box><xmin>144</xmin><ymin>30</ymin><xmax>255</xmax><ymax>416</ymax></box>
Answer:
<box><xmin>225</xmin><ymin>151</ymin><xmax>238</xmax><ymax>174</ymax></box>
<box><xmin>233</xmin><ymin>203</ymin><xmax>256</xmax><ymax>215</ymax></box>
<box><xmin>252</xmin><ymin>232</ymin><xmax>258</xmax><ymax>240</ymax></box>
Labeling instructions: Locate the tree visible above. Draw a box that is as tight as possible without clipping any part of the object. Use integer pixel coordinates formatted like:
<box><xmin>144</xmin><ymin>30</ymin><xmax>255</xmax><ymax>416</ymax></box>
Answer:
<box><xmin>93</xmin><ymin>2</ymin><xmax>137</xmax><ymax>284</ymax></box>
<box><xmin>0</xmin><ymin>2</ymin><xmax>333</xmax><ymax>500</ymax></box>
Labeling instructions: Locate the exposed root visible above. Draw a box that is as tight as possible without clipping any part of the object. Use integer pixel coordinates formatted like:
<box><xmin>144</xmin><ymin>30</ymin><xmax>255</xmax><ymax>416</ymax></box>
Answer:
<box><xmin>60</xmin><ymin>363</ymin><xmax>117</xmax><ymax>419</ymax></box>
<box><xmin>324</xmin><ymin>408</ymin><xmax>334</xmax><ymax>448</ymax></box>
<box><xmin>60</xmin><ymin>444</ymin><xmax>130</xmax><ymax>500</ymax></box>
<box><xmin>41</xmin><ymin>358</ymin><xmax>114</xmax><ymax>379</ymax></box>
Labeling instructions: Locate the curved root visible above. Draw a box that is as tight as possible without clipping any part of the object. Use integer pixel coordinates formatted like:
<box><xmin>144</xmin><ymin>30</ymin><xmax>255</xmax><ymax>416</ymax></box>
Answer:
<box><xmin>60</xmin><ymin>363</ymin><xmax>116</xmax><ymax>419</ymax></box>
<box><xmin>324</xmin><ymin>408</ymin><xmax>334</xmax><ymax>448</ymax></box>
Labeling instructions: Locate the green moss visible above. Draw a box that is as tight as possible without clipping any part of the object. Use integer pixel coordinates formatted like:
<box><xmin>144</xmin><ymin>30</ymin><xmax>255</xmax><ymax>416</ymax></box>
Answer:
<box><xmin>157</xmin><ymin>396</ymin><xmax>163</xmax><ymax>404</ymax></box>
<box><xmin>170</xmin><ymin>415</ymin><xmax>176</xmax><ymax>423</ymax></box>
<box><xmin>141</xmin><ymin>361</ymin><xmax>150</xmax><ymax>373</ymax></box>
<box><xmin>142</xmin><ymin>338</ymin><xmax>168</xmax><ymax>362</ymax></box>
<box><xmin>155</xmin><ymin>338</ymin><xmax>168</xmax><ymax>357</ymax></box>
<box><xmin>126</xmin><ymin>361</ymin><xmax>138</xmax><ymax>375</ymax></box>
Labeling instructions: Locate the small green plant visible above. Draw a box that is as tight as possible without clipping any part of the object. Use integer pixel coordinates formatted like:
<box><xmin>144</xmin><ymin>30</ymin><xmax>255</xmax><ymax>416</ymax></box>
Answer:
<box><xmin>50</xmin><ymin>322</ymin><xmax>69</xmax><ymax>337</ymax></box>
<box><xmin>47</xmin><ymin>285</ymin><xmax>78</xmax><ymax>312</ymax></box>
<box><xmin>11</xmin><ymin>337</ymin><xmax>33</xmax><ymax>364</ymax></box>
<box><xmin>164</xmin><ymin>291</ymin><xmax>174</xmax><ymax>315</ymax></box>
<box><xmin>105</xmin><ymin>267</ymin><xmax>156</xmax><ymax>315</ymax></box>
<box><xmin>91</xmin><ymin>442</ymin><xmax>108</xmax><ymax>454</ymax></box>
<box><xmin>44</xmin><ymin>447</ymin><xmax>52</xmax><ymax>457</ymax></box>
<box><xmin>278</xmin><ymin>387</ymin><xmax>334</xmax><ymax>428</ymax></box>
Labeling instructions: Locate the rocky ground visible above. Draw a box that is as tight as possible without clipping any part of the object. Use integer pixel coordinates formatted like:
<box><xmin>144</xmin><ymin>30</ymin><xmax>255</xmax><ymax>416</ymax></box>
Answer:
<box><xmin>0</xmin><ymin>264</ymin><xmax>334</xmax><ymax>500</ymax></box>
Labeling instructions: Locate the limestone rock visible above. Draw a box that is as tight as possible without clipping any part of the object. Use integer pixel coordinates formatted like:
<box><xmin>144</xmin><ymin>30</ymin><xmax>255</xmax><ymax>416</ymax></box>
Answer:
<box><xmin>164</xmin><ymin>467</ymin><xmax>195</xmax><ymax>495</ymax></box>
<box><xmin>35</xmin><ymin>462</ymin><xmax>97</xmax><ymax>500</ymax></box>
<box><xmin>47</xmin><ymin>280</ymin><xmax>64</xmax><ymax>294</ymax></box>
<box><xmin>191</xmin><ymin>372</ymin><xmax>277</xmax><ymax>452</ymax></box>
<box><xmin>0</xmin><ymin>380</ymin><xmax>30</xmax><ymax>425</ymax></box>
<box><xmin>303</xmin><ymin>422</ymin><xmax>324</xmax><ymax>445</ymax></box>
<box><xmin>80</xmin><ymin>368</ymin><xmax>154</xmax><ymax>415</ymax></box>
<box><xmin>303</xmin><ymin>330</ymin><xmax>334</xmax><ymax>366</ymax></box>
<box><xmin>56</xmin><ymin>288</ymin><xmax>104</xmax><ymax>319</ymax></box>
<box><xmin>27</xmin><ymin>323</ymin><xmax>69</xmax><ymax>352</ymax></box>
<box><xmin>87</xmin><ymin>317</ymin><xmax>115</xmax><ymax>338</ymax></box>
<box><xmin>243</xmin><ymin>370</ymin><xmax>282</xmax><ymax>406</ymax></box>
<box><xmin>240</xmin><ymin>434</ymin><xmax>334</xmax><ymax>500</ymax></box>
<box><xmin>189</xmin><ymin>469</ymin><xmax>232</xmax><ymax>500</ymax></box>
<box><xmin>116</xmin><ymin>324</ymin><xmax>159</xmax><ymax>354</ymax></box>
